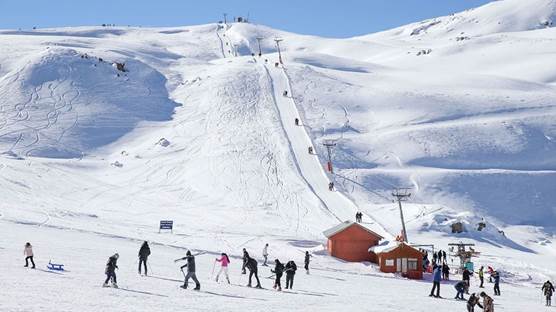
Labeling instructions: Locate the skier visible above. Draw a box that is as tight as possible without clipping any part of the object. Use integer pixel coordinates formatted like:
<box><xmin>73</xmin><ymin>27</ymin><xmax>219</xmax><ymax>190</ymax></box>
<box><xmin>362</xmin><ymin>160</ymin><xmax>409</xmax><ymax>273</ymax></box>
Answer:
<box><xmin>432</xmin><ymin>252</ymin><xmax>437</xmax><ymax>265</ymax></box>
<box><xmin>175</xmin><ymin>250</ymin><xmax>201</xmax><ymax>290</ymax></box>
<box><xmin>478</xmin><ymin>266</ymin><xmax>485</xmax><ymax>288</ymax></box>
<box><xmin>262</xmin><ymin>244</ymin><xmax>269</xmax><ymax>266</ymax></box>
<box><xmin>437</xmin><ymin>250</ymin><xmax>443</xmax><ymax>264</ymax></box>
<box><xmin>304</xmin><ymin>251</ymin><xmax>311</xmax><ymax>274</ymax></box>
<box><xmin>454</xmin><ymin>280</ymin><xmax>467</xmax><ymax>300</ymax></box>
<box><xmin>328</xmin><ymin>182</ymin><xmax>334</xmax><ymax>191</ymax></box>
<box><xmin>271</xmin><ymin>259</ymin><xmax>284</xmax><ymax>291</ymax></box>
<box><xmin>103</xmin><ymin>253</ymin><xmax>119</xmax><ymax>288</ymax></box>
<box><xmin>492</xmin><ymin>271</ymin><xmax>500</xmax><ymax>296</ymax></box>
<box><xmin>245</xmin><ymin>255</ymin><xmax>262</xmax><ymax>288</ymax></box>
<box><xmin>479</xmin><ymin>292</ymin><xmax>494</xmax><ymax>312</ymax></box>
<box><xmin>215</xmin><ymin>253</ymin><xmax>231</xmax><ymax>284</ymax></box>
<box><xmin>542</xmin><ymin>280</ymin><xmax>554</xmax><ymax>306</ymax></box>
<box><xmin>138</xmin><ymin>241</ymin><xmax>150</xmax><ymax>276</ymax></box>
<box><xmin>429</xmin><ymin>264</ymin><xmax>442</xmax><ymax>298</ymax></box>
<box><xmin>294</xmin><ymin>118</ymin><xmax>299</xmax><ymax>126</ymax></box>
<box><xmin>463</xmin><ymin>268</ymin><xmax>471</xmax><ymax>293</ymax></box>
<box><xmin>442</xmin><ymin>263</ymin><xmax>450</xmax><ymax>280</ymax></box>
<box><xmin>285</xmin><ymin>260</ymin><xmax>297</xmax><ymax>289</ymax></box>
<box><xmin>442</xmin><ymin>250</ymin><xmax>447</xmax><ymax>263</ymax></box>
<box><xmin>242</xmin><ymin>248</ymin><xmax>249</xmax><ymax>274</ymax></box>
<box><xmin>308</xmin><ymin>146</ymin><xmax>313</xmax><ymax>154</ymax></box>
<box><xmin>283</xmin><ymin>90</ymin><xmax>288</xmax><ymax>97</ymax></box>
<box><xmin>23</xmin><ymin>242</ymin><xmax>35</xmax><ymax>269</ymax></box>
<box><xmin>467</xmin><ymin>293</ymin><xmax>483</xmax><ymax>312</ymax></box>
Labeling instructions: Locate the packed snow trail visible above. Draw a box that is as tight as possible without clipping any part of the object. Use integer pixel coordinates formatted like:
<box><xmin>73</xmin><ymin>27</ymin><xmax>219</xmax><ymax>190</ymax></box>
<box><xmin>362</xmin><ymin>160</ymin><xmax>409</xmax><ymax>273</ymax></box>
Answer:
<box><xmin>263</xmin><ymin>63</ymin><xmax>391</xmax><ymax>238</ymax></box>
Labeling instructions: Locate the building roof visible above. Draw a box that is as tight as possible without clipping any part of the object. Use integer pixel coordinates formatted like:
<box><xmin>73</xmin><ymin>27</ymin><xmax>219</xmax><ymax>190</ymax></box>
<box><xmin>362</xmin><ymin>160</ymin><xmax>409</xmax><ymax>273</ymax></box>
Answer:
<box><xmin>369</xmin><ymin>241</ymin><xmax>421</xmax><ymax>255</ymax></box>
<box><xmin>323</xmin><ymin>221</ymin><xmax>384</xmax><ymax>239</ymax></box>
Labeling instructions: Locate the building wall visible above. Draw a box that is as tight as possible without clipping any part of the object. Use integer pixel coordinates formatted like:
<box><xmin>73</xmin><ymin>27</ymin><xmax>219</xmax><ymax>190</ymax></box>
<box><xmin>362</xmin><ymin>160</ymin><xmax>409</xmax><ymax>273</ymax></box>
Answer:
<box><xmin>327</xmin><ymin>225</ymin><xmax>381</xmax><ymax>262</ymax></box>
<box><xmin>378</xmin><ymin>244</ymin><xmax>423</xmax><ymax>279</ymax></box>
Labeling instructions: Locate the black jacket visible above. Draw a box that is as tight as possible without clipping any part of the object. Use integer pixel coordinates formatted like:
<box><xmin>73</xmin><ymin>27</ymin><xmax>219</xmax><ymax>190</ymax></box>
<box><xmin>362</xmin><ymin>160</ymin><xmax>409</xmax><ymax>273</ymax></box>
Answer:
<box><xmin>180</xmin><ymin>255</ymin><xmax>196</xmax><ymax>273</ymax></box>
<box><xmin>304</xmin><ymin>254</ymin><xmax>310</xmax><ymax>264</ymax></box>
<box><xmin>462</xmin><ymin>269</ymin><xmax>471</xmax><ymax>281</ymax></box>
<box><xmin>272</xmin><ymin>262</ymin><xmax>284</xmax><ymax>275</ymax></box>
<box><xmin>105</xmin><ymin>256</ymin><xmax>118</xmax><ymax>274</ymax></box>
<box><xmin>285</xmin><ymin>261</ymin><xmax>297</xmax><ymax>275</ymax></box>
<box><xmin>139</xmin><ymin>244</ymin><xmax>151</xmax><ymax>259</ymax></box>
<box><xmin>245</xmin><ymin>257</ymin><xmax>258</xmax><ymax>272</ymax></box>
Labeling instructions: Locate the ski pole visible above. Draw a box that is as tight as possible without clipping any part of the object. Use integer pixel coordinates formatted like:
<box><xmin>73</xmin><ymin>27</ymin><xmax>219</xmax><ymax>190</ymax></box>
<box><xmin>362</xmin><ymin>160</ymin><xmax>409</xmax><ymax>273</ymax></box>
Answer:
<box><xmin>210</xmin><ymin>260</ymin><xmax>216</xmax><ymax>280</ymax></box>
<box><xmin>148</xmin><ymin>261</ymin><xmax>153</xmax><ymax>275</ymax></box>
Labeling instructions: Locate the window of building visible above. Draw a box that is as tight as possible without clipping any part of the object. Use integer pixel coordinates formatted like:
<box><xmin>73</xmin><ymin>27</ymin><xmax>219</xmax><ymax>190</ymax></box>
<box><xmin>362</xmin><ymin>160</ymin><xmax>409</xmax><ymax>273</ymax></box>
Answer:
<box><xmin>408</xmin><ymin>258</ymin><xmax>418</xmax><ymax>271</ymax></box>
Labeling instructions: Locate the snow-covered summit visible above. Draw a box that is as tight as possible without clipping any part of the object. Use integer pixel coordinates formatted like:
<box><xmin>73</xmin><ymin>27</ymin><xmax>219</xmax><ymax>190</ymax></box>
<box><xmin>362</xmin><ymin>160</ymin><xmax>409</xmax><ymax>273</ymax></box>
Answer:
<box><xmin>364</xmin><ymin>0</ymin><xmax>556</xmax><ymax>40</ymax></box>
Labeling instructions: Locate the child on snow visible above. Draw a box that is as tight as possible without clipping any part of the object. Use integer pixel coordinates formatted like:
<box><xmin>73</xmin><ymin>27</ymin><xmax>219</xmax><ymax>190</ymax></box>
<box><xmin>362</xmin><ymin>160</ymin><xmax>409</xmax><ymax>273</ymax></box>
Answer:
<box><xmin>215</xmin><ymin>253</ymin><xmax>231</xmax><ymax>284</ymax></box>
<box><xmin>104</xmin><ymin>253</ymin><xmax>119</xmax><ymax>288</ymax></box>
<box><xmin>542</xmin><ymin>280</ymin><xmax>554</xmax><ymax>306</ymax></box>
<box><xmin>23</xmin><ymin>242</ymin><xmax>35</xmax><ymax>269</ymax></box>
<box><xmin>271</xmin><ymin>259</ymin><xmax>284</xmax><ymax>291</ymax></box>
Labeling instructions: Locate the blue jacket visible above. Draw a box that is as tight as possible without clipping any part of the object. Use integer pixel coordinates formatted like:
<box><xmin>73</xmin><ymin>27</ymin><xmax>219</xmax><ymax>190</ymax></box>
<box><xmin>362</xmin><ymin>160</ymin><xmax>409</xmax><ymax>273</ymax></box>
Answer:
<box><xmin>433</xmin><ymin>266</ymin><xmax>442</xmax><ymax>282</ymax></box>
<box><xmin>493</xmin><ymin>273</ymin><xmax>500</xmax><ymax>284</ymax></box>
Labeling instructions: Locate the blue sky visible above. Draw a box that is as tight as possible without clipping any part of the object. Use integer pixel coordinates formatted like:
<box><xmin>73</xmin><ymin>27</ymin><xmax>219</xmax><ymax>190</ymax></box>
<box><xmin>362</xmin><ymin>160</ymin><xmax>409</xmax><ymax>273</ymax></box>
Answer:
<box><xmin>0</xmin><ymin>0</ymin><xmax>492</xmax><ymax>37</ymax></box>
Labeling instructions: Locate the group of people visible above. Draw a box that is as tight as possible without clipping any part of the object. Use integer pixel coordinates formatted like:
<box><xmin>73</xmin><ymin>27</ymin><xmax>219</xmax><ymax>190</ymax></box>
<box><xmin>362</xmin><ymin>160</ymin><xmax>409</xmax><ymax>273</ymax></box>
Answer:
<box><xmin>99</xmin><ymin>242</ymin><xmax>313</xmax><ymax>292</ymax></box>
<box><xmin>355</xmin><ymin>212</ymin><xmax>363</xmax><ymax>223</ymax></box>
<box><xmin>240</xmin><ymin>246</ymin><xmax>311</xmax><ymax>291</ymax></box>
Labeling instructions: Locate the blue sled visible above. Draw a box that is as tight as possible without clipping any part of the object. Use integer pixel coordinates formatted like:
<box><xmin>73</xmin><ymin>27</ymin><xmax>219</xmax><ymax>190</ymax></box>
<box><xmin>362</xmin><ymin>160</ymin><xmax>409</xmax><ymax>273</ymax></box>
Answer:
<box><xmin>47</xmin><ymin>260</ymin><xmax>65</xmax><ymax>271</ymax></box>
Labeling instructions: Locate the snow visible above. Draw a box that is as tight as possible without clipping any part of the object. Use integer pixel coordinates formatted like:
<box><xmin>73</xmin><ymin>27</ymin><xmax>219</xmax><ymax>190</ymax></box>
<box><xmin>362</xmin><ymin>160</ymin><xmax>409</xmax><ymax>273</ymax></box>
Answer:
<box><xmin>1</xmin><ymin>0</ymin><xmax>556</xmax><ymax>310</ymax></box>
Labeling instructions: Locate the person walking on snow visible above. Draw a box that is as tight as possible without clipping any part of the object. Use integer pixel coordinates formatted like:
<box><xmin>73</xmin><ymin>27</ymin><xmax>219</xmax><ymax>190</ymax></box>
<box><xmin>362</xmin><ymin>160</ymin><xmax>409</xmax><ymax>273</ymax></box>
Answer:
<box><xmin>175</xmin><ymin>250</ymin><xmax>201</xmax><ymax>290</ymax></box>
<box><xmin>429</xmin><ymin>264</ymin><xmax>442</xmax><ymax>298</ymax></box>
<box><xmin>328</xmin><ymin>182</ymin><xmax>334</xmax><ymax>191</ymax></box>
<box><xmin>463</xmin><ymin>268</ymin><xmax>471</xmax><ymax>293</ymax></box>
<box><xmin>467</xmin><ymin>293</ymin><xmax>483</xmax><ymax>312</ymax></box>
<box><xmin>304</xmin><ymin>251</ymin><xmax>311</xmax><ymax>274</ymax></box>
<box><xmin>138</xmin><ymin>241</ymin><xmax>150</xmax><ymax>276</ymax></box>
<box><xmin>454</xmin><ymin>280</ymin><xmax>468</xmax><ymax>300</ymax></box>
<box><xmin>294</xmin><ymin>118</ymin><xmax>299</xmax><ymax>126</ymax></box>
<box><xmin>262</xmin><ymin>244</ymin><xmax>269</xmax><ymax>266</ymax></box>
<box><xmin>442</xmin><ymin>263</ymin><xmax>450</xmax><ymax>280</ymax></box>
<box><xmin>479</xmin><ymin>292</ymin><xmax>494</xmax><ymax>312</ymax></box>
<box><xmin>103</xmin><ymin>253</ymin><xmax>119</xmax><ymax>288</ymax></box>
<box><xmin>242</xmin><ymin>248</ymin><xmax>249</xmax><ymax>274</ymax></box>
<box><xmin>542</xmin><ymin>280</ymin><xmax>554</xmax><ymax>306</ymax></box>
<box><xmin>245</xmin><ymin>255</ymin><xmax>262</xmax><ymax>288</ymax></box>
<box><xmin>285</xmin><ymin>260</ymin><xmax>297</xmax><ymax>289</ymax></box>
<box><xmin>492</xmin><ymin>271</ymin><xmax>500</xmax><ymax>296</ymax></box>
<box><xmin>215</xmin><ymin>253</ymin><xmax>231</xmax><ymax>284</ymax></box>
<box><xmin>478</xmin><ymin>266</ymin><xmax>485</xmax><ymax>288</ymax></box>
<box><xmin>23</xmin><ymin>242</ymin><xmax>35</xmax><ymax>269</ymax></box>
<box><xmin>271</xmin><ymin>259</ymin><xmax>284</xmax><ymax>291</ymax></box>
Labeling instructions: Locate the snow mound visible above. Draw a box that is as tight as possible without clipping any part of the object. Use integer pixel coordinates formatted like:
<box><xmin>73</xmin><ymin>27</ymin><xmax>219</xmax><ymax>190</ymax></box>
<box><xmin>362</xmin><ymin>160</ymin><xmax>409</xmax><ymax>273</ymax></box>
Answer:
<box><xmin>0</xmin><ymin>48</ymin><xmax>179</xmax><ymax>158</ymax></box>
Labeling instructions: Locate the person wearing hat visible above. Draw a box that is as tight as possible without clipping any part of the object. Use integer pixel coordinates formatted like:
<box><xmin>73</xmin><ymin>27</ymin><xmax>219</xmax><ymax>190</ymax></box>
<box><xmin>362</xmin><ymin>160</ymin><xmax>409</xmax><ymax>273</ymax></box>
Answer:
<box><xmin>103</xmin><ymin>253</ymin><xmax>119</xmax><ymax>288</ymax></box>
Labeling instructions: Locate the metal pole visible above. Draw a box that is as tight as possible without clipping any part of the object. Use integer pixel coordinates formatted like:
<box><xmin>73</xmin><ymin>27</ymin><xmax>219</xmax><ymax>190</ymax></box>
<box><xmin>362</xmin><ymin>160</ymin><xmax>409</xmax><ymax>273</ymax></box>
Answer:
<box><xmin>274</xmin><ymin>38</ymin><xmax>284</xmax><ymax>64</ymax></box>
<box><xmin>392</xmin><ymin>188</ymin><xmax>411</xmax><ymax>243</ymax></box>
<box><xmin>397</xmin><ymin>198</ymin><xmax>408</xmax><ymax>243</ymax></box>
<box><xmin>256</xmin><ymin>37</ymin><xmax>263</xmax><ymax>56</ymax></box>
<box><xmin>223</xmin><ymin>13</ymin><xmax>227</xmax><ymax>25</ymax></box>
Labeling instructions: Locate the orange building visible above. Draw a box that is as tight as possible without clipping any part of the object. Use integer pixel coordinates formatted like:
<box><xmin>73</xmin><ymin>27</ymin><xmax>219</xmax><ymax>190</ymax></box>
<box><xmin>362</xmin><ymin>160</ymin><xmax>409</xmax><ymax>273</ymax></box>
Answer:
<box><xmin>373</xmin><ymin>242</ymin><xmax>423</xmax><ymax>279</ymax></box>
<box><xmin>323</xmin><ymin>221</ymin><xmax>383</xmax><ymax>262</ymax></box>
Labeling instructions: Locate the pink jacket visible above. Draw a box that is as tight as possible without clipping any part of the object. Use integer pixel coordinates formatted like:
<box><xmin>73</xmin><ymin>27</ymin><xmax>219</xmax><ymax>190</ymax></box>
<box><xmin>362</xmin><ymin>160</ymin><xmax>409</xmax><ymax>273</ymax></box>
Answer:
<box><xmin>24</xmin><ymin>246</ymin><xmax>33</xmax><ymax>257</ymax></box>
<box><xmin>216</xmin><ymin>255</ymin><xmax>230</xmax><ymax>267</ymax></box>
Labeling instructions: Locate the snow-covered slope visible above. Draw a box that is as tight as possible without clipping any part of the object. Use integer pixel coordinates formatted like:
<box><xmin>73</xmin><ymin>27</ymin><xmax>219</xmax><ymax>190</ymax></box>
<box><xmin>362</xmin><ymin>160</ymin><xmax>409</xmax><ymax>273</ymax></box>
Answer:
<box><xmin>363</xmin><ymin>0</ymin><xmax>556</xmax><ymax>39</ymax></box>
<box><xmin>1</xmin><ymin>1</ymin><xmax>555</xmax><ymax>311</ymax></box>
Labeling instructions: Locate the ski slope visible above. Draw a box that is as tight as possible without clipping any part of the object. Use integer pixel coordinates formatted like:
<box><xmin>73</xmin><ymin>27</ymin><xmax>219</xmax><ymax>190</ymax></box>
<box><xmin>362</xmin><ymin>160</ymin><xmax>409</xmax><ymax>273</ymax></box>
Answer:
<box><xmin>1</xmin><ymin>0</ymin><xmax>556</xmax><ymax>310</ymax></box>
